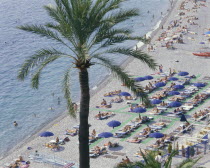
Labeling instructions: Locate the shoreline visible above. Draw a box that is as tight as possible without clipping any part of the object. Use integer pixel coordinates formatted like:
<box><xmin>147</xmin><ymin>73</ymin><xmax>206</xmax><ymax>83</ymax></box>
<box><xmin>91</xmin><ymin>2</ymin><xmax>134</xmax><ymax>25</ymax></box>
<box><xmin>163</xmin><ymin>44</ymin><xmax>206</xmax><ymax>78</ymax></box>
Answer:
<box><xmin>0</xmin><ymin>0</ymin><xmax>178</xmax><ymax>162</ymax></box>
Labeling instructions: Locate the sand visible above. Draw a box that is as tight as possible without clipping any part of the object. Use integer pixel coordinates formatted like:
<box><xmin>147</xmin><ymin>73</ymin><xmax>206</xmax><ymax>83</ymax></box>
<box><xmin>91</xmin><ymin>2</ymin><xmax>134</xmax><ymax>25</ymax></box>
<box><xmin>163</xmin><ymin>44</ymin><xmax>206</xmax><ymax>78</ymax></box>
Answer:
<box><xmin>1</xmin><ymin>0</ymin><xmax>210</xmax><ymax>167</ymax></box>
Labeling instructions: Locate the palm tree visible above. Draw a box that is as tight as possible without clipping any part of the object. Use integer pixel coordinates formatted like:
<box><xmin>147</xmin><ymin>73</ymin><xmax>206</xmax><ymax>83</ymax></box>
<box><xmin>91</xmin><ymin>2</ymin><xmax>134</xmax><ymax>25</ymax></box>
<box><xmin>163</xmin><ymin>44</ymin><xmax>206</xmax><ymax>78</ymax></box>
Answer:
<box><xmin>17</xmin><ymin>0</ymin><xmax>156</xmax><ymax>167</ymax></box>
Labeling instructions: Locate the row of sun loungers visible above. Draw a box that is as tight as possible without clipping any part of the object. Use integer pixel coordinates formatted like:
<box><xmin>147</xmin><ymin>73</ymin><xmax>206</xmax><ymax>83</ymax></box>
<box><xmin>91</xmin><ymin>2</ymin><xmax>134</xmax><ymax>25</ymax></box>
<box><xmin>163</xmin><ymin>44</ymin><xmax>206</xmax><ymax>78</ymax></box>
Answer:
<box><xmin>113</xmin><ymin>117</ymin><xmax>152</xmax><ymax>138</ymax></box>
<box><xmin>94</xmin><ymin>112</ymin><xmax>115</xmax><ymax>120</ymax></box>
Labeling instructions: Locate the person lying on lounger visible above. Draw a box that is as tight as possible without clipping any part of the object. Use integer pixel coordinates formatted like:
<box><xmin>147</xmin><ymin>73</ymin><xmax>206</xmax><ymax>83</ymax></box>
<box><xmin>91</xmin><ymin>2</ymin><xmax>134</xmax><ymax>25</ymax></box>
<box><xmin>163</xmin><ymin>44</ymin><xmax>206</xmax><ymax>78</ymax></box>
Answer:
<box><xmin>104</xmin><ymin>141</ymin><xmax>119</xmax><ymax>147</ymax></box>
<box><xmin>126</xmin><ymin>137</ymin><xmax>141</xmax><ymax>143</ymax></box>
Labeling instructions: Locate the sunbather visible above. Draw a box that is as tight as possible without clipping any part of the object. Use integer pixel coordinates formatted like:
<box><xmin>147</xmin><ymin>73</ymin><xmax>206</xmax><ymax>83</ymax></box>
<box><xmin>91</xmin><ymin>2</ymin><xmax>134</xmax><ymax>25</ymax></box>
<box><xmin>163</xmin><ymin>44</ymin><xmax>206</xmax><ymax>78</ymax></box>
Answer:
<box><xmin>126</xmin><ymin>137</ymin><xmax>141</xmax><ymax>143</ymax></box>
<box><xmin>91</xmin><ymin>129</ymin><xmax>96</xmax><ymax>137</ymax></box>
<box><xmin>104</xmin><ymin>141</ymin><xmax>119</xmax><ymax>147</ymax></box>
<box><xmin>101</xmin><ymin>99</ymin><xmax>107</xmax><ymax>105</ymax></box>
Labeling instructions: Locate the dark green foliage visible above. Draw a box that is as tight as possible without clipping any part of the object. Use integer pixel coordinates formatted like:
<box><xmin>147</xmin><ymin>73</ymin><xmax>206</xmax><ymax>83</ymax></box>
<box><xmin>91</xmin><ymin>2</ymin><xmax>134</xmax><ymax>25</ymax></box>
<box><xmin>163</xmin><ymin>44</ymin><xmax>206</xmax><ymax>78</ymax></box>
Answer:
<box><xmin>168</xmin><ymin>143</ymin><xmax>172</xmax><ymax>154</ymax></box>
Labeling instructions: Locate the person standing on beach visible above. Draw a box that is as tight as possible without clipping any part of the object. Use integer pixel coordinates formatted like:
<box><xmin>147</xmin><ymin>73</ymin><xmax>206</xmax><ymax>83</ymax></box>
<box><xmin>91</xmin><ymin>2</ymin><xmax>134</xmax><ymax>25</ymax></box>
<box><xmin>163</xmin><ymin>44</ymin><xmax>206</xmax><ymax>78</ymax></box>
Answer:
<box><xmin>159</xmin><ymin>65</ymin><xmax>163</xmax><ymax>73</ymax></box>
<box><xmin>155</xmin><ymin>152</ymin><xmax>163</xmax><ymax>163</ymax></box>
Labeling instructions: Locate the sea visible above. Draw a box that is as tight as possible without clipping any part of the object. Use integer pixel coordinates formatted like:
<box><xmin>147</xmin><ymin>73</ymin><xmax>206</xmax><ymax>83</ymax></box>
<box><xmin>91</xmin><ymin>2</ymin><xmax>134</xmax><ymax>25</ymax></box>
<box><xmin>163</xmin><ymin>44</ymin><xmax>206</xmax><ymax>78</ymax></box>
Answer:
<box><xmin>0</xmin><ymin>0</ymin><xmax>170</xmax><ymax>157</ymax></box>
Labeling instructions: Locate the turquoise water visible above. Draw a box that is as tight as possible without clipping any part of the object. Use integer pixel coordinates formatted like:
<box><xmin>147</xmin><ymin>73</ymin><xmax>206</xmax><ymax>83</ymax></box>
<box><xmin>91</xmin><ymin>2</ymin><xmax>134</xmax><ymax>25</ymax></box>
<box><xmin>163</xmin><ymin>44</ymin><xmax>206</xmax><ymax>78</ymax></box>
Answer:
<box><xmin>0</xmin><ymin>0</ymin><xmax>170</xmax><ymax>157</ymax></box>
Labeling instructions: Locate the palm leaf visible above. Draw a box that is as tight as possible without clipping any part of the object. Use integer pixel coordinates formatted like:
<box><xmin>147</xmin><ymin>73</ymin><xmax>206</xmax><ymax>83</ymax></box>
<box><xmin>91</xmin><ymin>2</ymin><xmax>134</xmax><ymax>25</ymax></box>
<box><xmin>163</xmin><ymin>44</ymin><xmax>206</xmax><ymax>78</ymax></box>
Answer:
<box><xmin>17</xmin><ymin>48</ymin><xmax>69</xmax><ymax>80</ymax></box>
<box><xmin>176</xmin><ymin>157</ymin><xmax>201</xmax><ymax>168</ymax></box>
<box><xmin>31</xmin><ymin>55</ymin><xmax>61</xmax><ymax>89</ymax></box>
<box><xmin>62</xmin><ymin>67</ymin><xmax>75</xmax><ymax>117</ymax></box>
<box><xmin>107</xmin><ymin>47</ymin><xmax>157</xmax><ymax>70</ymax></box>
<box><xmin>18</xmin><ymin>24</ymin><xmax>67</xmax><ymax>46</ymax></box>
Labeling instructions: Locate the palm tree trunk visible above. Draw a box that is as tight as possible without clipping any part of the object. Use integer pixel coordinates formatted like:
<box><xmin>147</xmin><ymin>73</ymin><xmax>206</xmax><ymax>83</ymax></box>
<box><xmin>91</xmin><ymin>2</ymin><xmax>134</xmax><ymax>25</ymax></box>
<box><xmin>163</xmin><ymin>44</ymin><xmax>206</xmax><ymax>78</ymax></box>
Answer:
<box><xmin>79</xmin><ymin>68</ymin><xmax>90</xmax><ymax>168</ymax></box>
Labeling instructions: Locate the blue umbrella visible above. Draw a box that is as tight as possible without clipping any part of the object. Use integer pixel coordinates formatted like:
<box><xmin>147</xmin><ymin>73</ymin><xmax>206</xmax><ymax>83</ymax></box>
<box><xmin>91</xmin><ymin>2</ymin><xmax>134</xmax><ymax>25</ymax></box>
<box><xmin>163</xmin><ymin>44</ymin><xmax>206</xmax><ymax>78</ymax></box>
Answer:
<box><xmin>149</xmin><ymin>132</ymin><xmax>164</xmax><ymax>138</ymax></box>
<box><xmin>98</xmin><ymin>132</ymin><xmax>113</xmax><ymax>138</ymax></box>
<box><xmin>134</xmin><ymin>77</ymin><xmax>145</xmax><ymax>82</ymax></box>
<box><xmin>180</xmin><ymin>114</ymin><xmax>187</xmax><ymax>122</ymax></box>
<box><xmin>118</xmin><ymin>92</ymin><xmax>131</xmax><ymax>96</ymax></box>
<box><xmin>151</xmin><ymin>99</ymin><xmax>162</xmax><ymax>104</ymax></box>
<box><xmin>169</xmin><ymin>101</ymin><xmax>182</xmax><ymax>107</ymax></box>
<box><xmin>178</xmin><ymin>71</ymin><xmax>189</xmax><ymax>76</ymax></box>
<box><xmin>155</xmin><ymin>82</ymin><xmax>166</xmax><ymax>87</ymax></box>
<box><xmin>169</xmin><ymin>77</ymin><xmax>178</xmax><ymax>81</ymax></box>
<box><xmin>186</xmin><ymin>146</ymin><xmax>190</xmax><ymax>158</ymax></box>
<box><xmin>132</xmin><ymin>107</ymin><xmax>146</xmax><ymax>113</ymax></box>
<box><xmin>168</xmin><ymin>91</ymin><xmax>180</xmax><ymax>96</ymax></box>
<box><xmin>194</xmin><ymin>83</ymin><xmax>205</xmax><ymax>87</ymax></box>
<box><xmin>173</xmin><ymin>85</ymin><xmax>185</xmax><ymax>89</ymax></box>
<box><xmin>107</xmin><ymin>120</ymin><xmax>121</xmax><ymax>128</ymax></box>
<box><xmin>199</xmin><ymin>42</ymin><xmax>205</xmax><ymax>44</ymax></box>
<box><xmin>144</xmin><ymin>75</ymin><xmax>153</xmax><ymax>80</ymax></box>
<box><xmin>39</xmin><ymin>131</ymin><xmax>54</xmax><ymax>137</ymax></box>
<box><xmin>204</xmin><ymin>31</ymin><xmax>210</xmax><ymax>35</ymax></box>
<box><xmin>202</xmin><ymin>134</ymin><xmax>208</xmax><ymax>144</ymax></box>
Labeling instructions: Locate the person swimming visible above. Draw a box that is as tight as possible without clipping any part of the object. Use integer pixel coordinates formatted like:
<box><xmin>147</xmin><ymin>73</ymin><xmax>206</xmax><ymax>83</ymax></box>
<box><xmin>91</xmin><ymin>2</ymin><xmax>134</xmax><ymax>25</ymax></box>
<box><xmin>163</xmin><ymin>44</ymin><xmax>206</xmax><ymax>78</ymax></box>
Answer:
<box><xmin>13</xmin><ymin>121</ymin><xmax>18</xmax><ymax>126</ymax></box>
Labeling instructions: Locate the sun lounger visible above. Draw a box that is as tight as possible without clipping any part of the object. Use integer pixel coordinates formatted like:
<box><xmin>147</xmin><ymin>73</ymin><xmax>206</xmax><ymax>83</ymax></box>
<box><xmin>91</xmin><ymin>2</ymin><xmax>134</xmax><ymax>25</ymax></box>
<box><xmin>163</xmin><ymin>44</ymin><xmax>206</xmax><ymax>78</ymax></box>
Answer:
<box><xmin>157</xmin><ymin>106</ymin><xmax>168</xmax><ymax>110</ymax></box>
<box><xmin>113</xmin><ymin>132</ymin><xmax>127</xmax><ymax>138</ymax></box>
<box><xmin>150</xmin><ymin>125</ymin><xmax>163</xmax><ymax>130</ymax></box>
<box><xmin>126</xmin><ymin>138</ymin><xmax>142</xmax><ymax>143</ymax></box>
<box><xmin>89</xmin><ymin>153</ymin><xmax>99</xmax><ymax>158</ymax></box>
<box><xmin>149</xmin><ymin>110</ymin><xmax>163</xmax><ymax>115</ymax></box>
<box><xmin>181</xmin><ymin>105</ymin><xmax>194</xmax><ymax>111</ymax></box>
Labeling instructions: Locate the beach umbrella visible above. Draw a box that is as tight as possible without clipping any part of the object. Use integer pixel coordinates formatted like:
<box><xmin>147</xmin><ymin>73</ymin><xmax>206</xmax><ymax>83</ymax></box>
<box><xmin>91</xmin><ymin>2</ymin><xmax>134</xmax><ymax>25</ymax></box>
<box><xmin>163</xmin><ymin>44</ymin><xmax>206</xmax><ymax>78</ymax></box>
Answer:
<box><xmin>39</xmin><ymin>131</ymin><xmax>54</xmax><ymax>137</ymax></box>
<box><xmin>98</xmin><ymin>132</ymin><xmax>113</xmax><ymax>138</ymax></box>
<box><xmin>107</xmin><ymin>120</ymin><xmax>121</xmax><ymax>129</ymax></box>
<box><xmin>169</xmin><ymin>77</ymin><xmax>178</xmax><ymax>81</ymax></box>
<box><xmin>194</xmin><ymin>83</ymin><xmax>206</xmax><ymax>87</ymax></box>
<box><xmin>155</xmin><ymin>82</ymin><xmax>166</xmax><ymax>87</ymax></box>
<box><xmin>169</xmin><ymin>101</ymin><xmax>182</xmax><ymax>107</ymax></box>
<box><xmin>180</xmin><ymin>114</ymin><xmax>187</xmax><ymax>122</ymax></box>
<box><xmin>143</xmin><ymin>75</ymin><xmax>153</xmax><ymax>80</ymax></box>
<box><xmin>186</xmin><ymin>146</ymin><xmax>190</xmax><ymax>158</ymax></box>
<box><xmin>168</xmin><ymin>91</ymin><xmax>180</xmax><ymax>96</ymax></box>
<box><xmin>204</xmin><ymin>31</ymin><xmax>210</xmax><ymax>35</ymax></box>
<box><xmin>133</xmin><ymin>107</ymin><xmax>146</xmax><ymax>113</ymax></box>
<box><xmin>151</xmin><ymin>99</ymin><xmax>162</xmax><ymax>104</ymax></box>
<box><xmin>134</xmin><ymin>77</ymin><xmax>145</xmax><ymax>82</ymax></box>
<box><xmin>173</xmin><ymin>85</ymin><xmax>185</xmax><ymax>89</ymax></box>
<box><xmin>178</xmin><ymin>71</ymin><xmax>189</xmax><ymax>76</ymax></box>
<box><xmin>202</xmin><ymin>134</ymin><xmax>208</xmax><ymax>145</ymax></box>
<box><xmin>118</xmin><ymin>92</ymin><xmax>131</xmax><ymax>96</ymax></box>
<box><xmin>149</xmin><ymin>132</ymin><xmax>164</xmax><ymax>138</ymax></box>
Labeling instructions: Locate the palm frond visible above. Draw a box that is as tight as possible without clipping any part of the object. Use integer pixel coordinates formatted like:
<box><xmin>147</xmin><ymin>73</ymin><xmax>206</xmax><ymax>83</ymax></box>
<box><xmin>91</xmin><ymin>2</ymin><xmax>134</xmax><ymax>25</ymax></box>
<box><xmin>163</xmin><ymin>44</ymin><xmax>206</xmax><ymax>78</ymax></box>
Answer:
<box><xmin>31</xmin><ymin>55</ymin><xmax>61</xmax><ymax>89</ymax></box>
<box><xmin>88</xmin><ymin>0</ymin><xmax>121</xmax><ymax>31</ymax></box>
<box><xmin>164</xmin><ymin>150</ymin><xmax>178</xmax><ymax>168</ymax></box>
<box><xmin>18</xmin><ymin>24</ymin><xmax>67</xmax><ymax>46</ymax></box>
<box><xmin>101</xmin><ymin>35</ymin><xmax>143</xmax><ymax>48</ymax></box>
<box><xmin>107</xmin><ymin>47</ymin><xmax>157</xmax><ymax>70</ymax></box>
<box><xmin>17</xmin><ymin>48</ymin><xmax>70</xmax><ymax>80</ymax></box>
<box><xmin>103</xmin><ymin>9</ymin><xmax>139</xmax><ymax>25</ymax></box>
<box><xmin>93</xmin><ymin>55</ymin><xmax>149</xmax><ymax>103</ymax></box>
<box><xmin>89</xmin><ymin>28</ymin><xmax>132</xmax><ymax>52</ymax></box>
<box><xmin>176</xmin><ymin>157</ymin><xmax>201</xmax><ymax>168</ymax></box>
<box><xmin>62</xmin><ymin>67</ymin><xmax>76</xmax><ymax>117</ymax></box>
